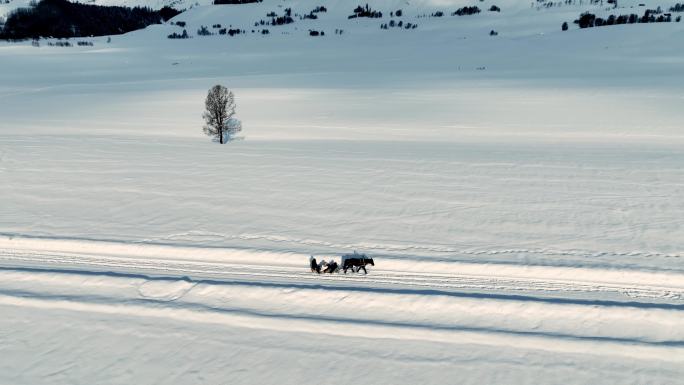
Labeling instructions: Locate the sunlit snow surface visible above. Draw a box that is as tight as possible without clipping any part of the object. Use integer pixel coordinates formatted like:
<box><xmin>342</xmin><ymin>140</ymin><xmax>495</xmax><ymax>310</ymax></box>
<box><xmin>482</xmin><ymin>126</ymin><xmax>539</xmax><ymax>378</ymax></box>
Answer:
<box><xmin>1</xmin><ymin>0</ymin><xmax>684</xmax><ymax>383</ymax></box>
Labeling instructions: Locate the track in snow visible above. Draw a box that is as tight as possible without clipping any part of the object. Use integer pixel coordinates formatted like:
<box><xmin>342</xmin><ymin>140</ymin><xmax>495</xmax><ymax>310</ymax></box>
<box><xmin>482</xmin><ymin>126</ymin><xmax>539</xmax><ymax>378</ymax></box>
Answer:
<box><xmin>2</xmin><ymin>236</ymin><xmax>684</xmax><ymax>385</ymax></box>
<box><xmin>1</xmin><ymin>244</ymin><xmax>684</xmax><ymax>305</ymax></box>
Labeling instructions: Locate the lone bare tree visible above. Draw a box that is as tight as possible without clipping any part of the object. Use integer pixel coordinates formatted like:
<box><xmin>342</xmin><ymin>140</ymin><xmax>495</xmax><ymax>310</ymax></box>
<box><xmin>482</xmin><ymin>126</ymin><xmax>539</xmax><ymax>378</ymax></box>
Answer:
<box><xmin>203</xmin><ymin>85</ymin><xmax>241</xmax><ymax>144</ymax></box>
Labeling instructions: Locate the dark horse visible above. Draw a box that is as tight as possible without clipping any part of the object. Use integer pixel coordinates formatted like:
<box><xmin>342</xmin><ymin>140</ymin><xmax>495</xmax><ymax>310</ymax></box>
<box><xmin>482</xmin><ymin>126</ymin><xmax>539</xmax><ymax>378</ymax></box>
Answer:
<box><xmin>342</xmin><ymin>254</ymin><xmax>374</xmax><ymax>274</ymax></box>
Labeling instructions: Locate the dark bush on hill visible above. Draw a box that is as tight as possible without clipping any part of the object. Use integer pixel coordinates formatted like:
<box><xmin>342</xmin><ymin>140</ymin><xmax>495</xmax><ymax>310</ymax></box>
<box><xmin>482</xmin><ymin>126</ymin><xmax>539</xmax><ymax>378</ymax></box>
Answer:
<box><xmin>197</xmin><ymin>25</ymin><xmax>212</xmax><ymax>35</ymax></box>
<box><xmin>452</xmin><ymin>6</ymin><xmax>480</xmax><ymax>16</ymax></box>
<box><xmin>0</xmin><ymin>0</ymin><xmax>180</xmax><ymax>39</ymax></box>
<box><xmin>48</xmin><ymin>40</ymin><xmax>72</xmax><ymax>46</ymax></box>
<box><xmin>349</xmin><ymin>4</ymin><xmax>382</xmax><ymax>19</ymax></box>
<box><xmin>168</xmin><ymin>29</ymin><xmax>189</xmax><ymax>39</ymax></box>
<box><xmin>266</xmin><ymin>8</ymin><xmax>293</xmax><ymax>25</ymax></box>
<box><xmin>167</xmin><ymin>30</ymin><xmax>190</xmax><ymax>39</ymax></box>
<box><xmin>576</xmin><ymin>12</ymin><xmax>595</xmax><ymax>28</ymax></box>
<box><xmin>671</xmin><ymin>3</ymin><xmax>684</xmax><ymax>12</ymax></box>
<box><xmin>574</xmin><ymin>9</ymin><xmax>674</xmax><ymax>29</ymax></box>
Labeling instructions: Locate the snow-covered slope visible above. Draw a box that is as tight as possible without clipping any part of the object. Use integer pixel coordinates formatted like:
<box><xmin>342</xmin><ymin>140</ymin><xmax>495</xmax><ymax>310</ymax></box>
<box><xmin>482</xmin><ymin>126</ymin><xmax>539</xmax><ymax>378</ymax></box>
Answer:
<box><xmin>2</xmin><ymin>0</ymin><xmax>683</xmax><ymax>141</ymax></box>
<box><xmin>1</xmin><ymin>0</ymin><xmax>684</xmax><ymax>384</ymax></box>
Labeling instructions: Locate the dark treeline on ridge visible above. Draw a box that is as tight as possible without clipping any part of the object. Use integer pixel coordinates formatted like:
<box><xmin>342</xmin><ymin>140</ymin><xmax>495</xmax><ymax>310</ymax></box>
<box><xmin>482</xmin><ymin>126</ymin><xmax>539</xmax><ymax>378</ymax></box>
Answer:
<box><xmin>214</xmin><ymin>0</ymin><xmax>262</xmax><ymax>4</ymax></box>
<box><xmin>0</xmin><ymin>0</ymin><xmax>181</xmax><ymax>40</ymax></box>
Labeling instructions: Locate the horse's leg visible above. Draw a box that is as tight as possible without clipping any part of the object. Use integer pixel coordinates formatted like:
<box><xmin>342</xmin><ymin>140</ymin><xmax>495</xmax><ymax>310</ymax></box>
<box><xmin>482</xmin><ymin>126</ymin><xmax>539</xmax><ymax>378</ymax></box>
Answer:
<box><xmin>360</xmin><ymin>265</ymin><xmax>367</xmax><ymax>274</ymax></box>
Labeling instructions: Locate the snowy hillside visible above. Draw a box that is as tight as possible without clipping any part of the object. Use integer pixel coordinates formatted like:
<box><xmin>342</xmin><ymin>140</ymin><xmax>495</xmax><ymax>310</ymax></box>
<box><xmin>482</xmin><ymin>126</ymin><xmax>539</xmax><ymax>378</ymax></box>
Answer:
<box><xmin>1</xmin><ymin>0</ymin><xmax>684</xmax><ymax>384</ymax></box>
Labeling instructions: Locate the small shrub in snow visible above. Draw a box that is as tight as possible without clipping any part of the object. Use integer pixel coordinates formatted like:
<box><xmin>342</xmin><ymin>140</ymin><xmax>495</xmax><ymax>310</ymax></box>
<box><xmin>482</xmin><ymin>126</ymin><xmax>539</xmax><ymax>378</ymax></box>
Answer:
<box><xmin>576</xmin><ymin>12</ymin><xmax>595</xmax><ymax>28</ymax></box>
<box><xmin>175</xmin><ymin>21</ymin><xmax>186</xmax><ymax>27</ymax></box>
<box><xmin>489</xmin><ymin>30</ymin><xmax>498</xmax><ymax>36</ymax></box>
<box><xmin>489</xmin><ymin>5</ymin><xmax>500</xmax><ymax>12</ymax></box>
<box><xmin>431</xmin><ymin>11</ymin><xmax>444</xmax><ymax>17</ymax></box>
<box><xmin>302</xmin><ymin>5</ymin><xmax>327</xmax><ymax>19</ymax></box>
<box><xmin>671</xmin><ymin>3</ymin><xmax>684</xmax><ymax>12</ymax></box>
<box><xmin>167</xmin><ymin>29</ymin><xmax>189</xmax><ymax>39</ymax></box>
<box><xmin>272</xmin><ymin>14</ymin><xmax>293</xmax><ymax>25</ymax></box>
<box><xmin>381</xmin><ymin>20</ymin><xmax>417</xmax><ymax>30</ymax></box>
<box><xmin>562</xmin><ymin>21</ymin><xmax>568</xmax><ymax>30</ymax></box>
<box><xmin>197</xmin><ymin>25</ymin><xmax>212</xmax><ymax>36</ymax></box>
<box><xmin>349</xmin><ymin>4</ymin><xmax>382</xmax><ymax>19</ymax></box>
<box><xmin>47</xmin><ymin>40</ymin><xmax>72</xmax><ymax>47</ymax></box>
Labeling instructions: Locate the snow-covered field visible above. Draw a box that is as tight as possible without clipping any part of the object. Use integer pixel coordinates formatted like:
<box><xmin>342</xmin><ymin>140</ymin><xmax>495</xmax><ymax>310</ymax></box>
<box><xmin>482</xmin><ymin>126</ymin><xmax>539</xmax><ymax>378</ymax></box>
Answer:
<box><xmin>1</xmin><ymin>0</ymin><xmax>684</xmax><ymax>383</ymax></box>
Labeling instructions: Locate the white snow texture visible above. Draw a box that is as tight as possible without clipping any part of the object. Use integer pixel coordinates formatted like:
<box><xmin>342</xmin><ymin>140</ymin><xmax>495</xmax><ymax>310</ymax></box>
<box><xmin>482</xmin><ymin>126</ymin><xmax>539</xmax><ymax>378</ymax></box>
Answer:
<box><xmin>1</xmin><ymin>0</ymin><xmax>683</xmax><ymax>384</ymax></box>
